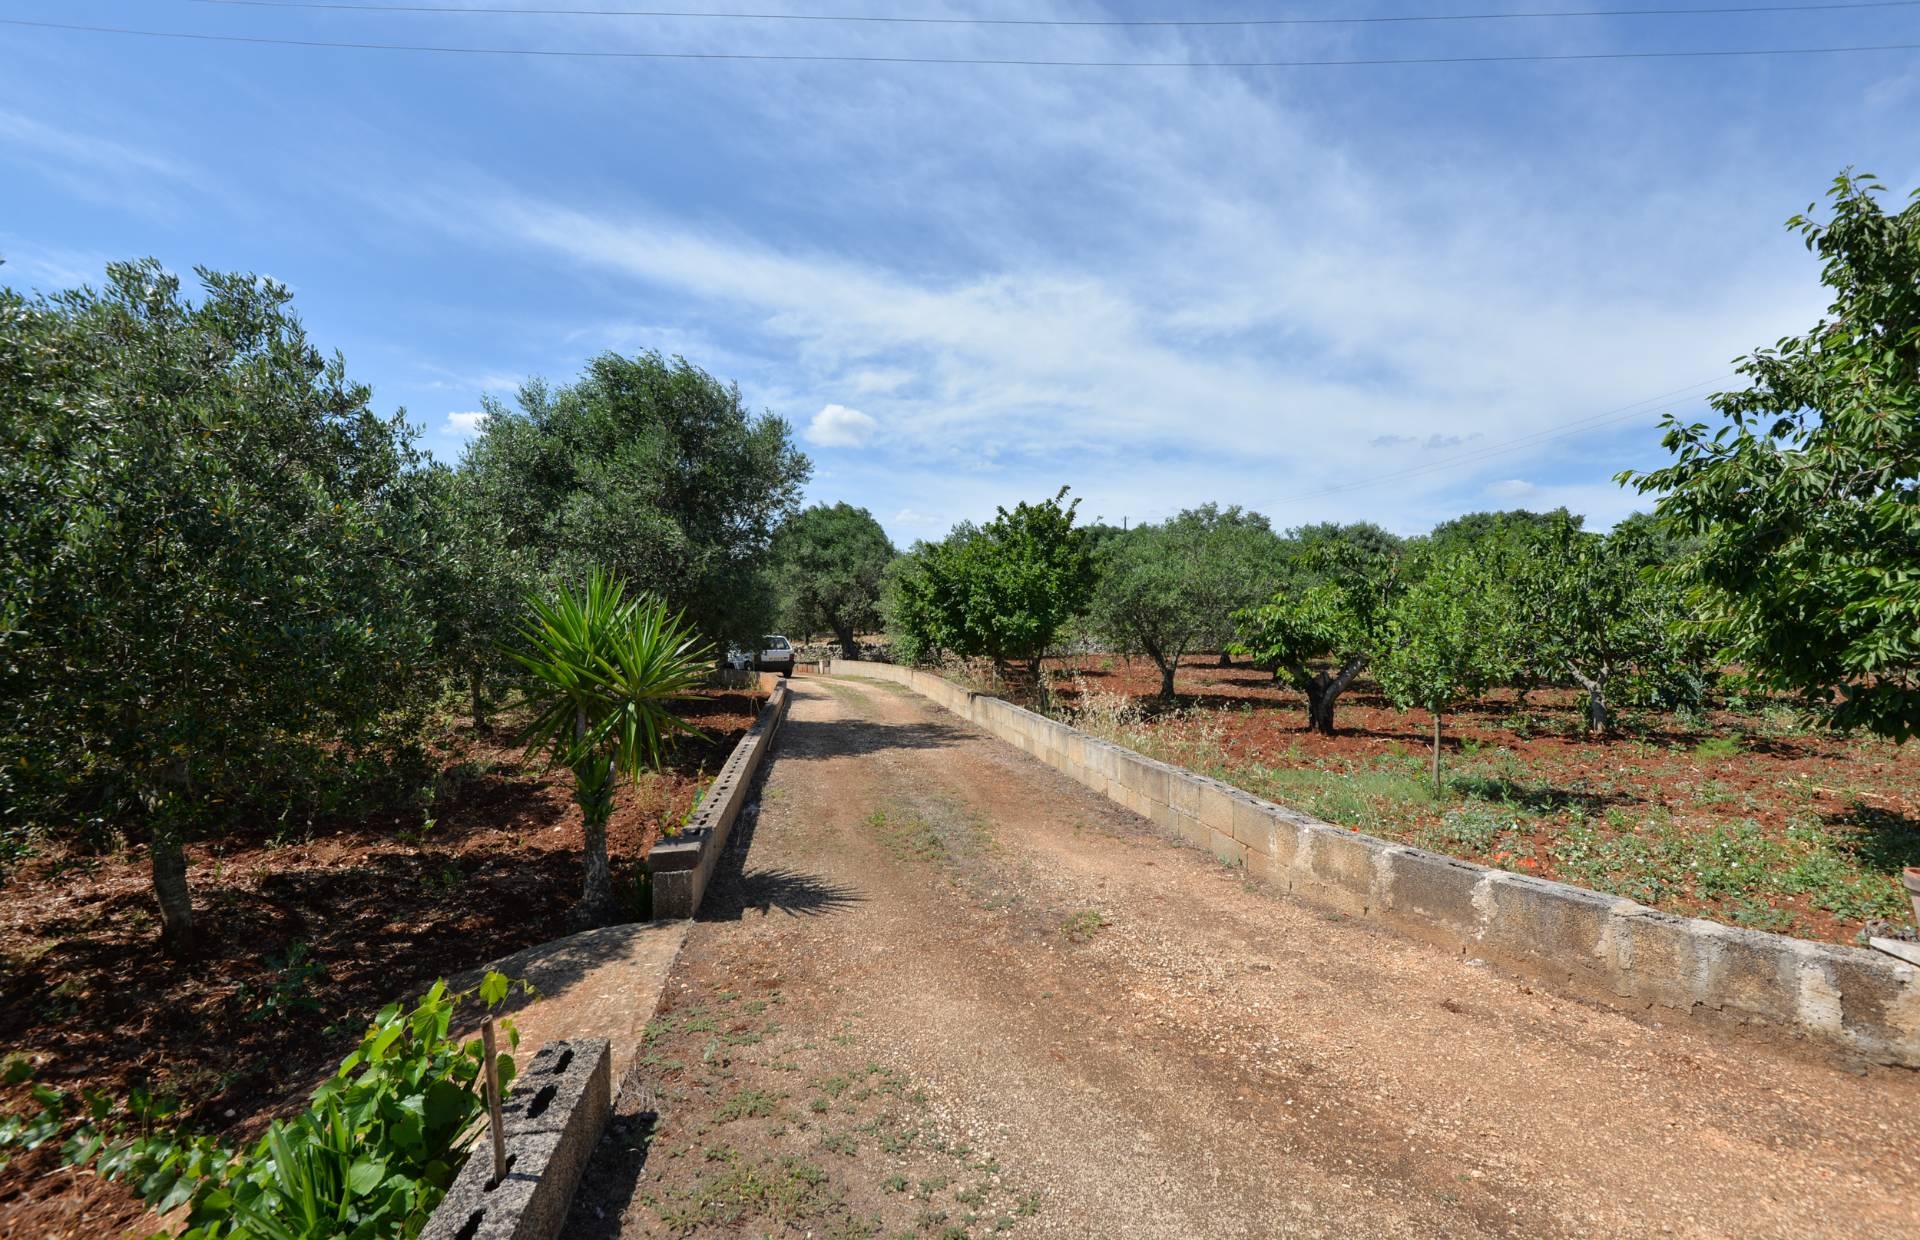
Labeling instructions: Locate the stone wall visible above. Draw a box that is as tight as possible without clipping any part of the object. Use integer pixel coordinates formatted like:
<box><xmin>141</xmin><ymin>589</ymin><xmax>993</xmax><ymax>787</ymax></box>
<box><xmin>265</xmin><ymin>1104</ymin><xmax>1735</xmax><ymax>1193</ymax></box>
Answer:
<box><xmin>829</xmin><ymin>660</ymin><xmax>1920</xmax><ymax>1067</ymax></box>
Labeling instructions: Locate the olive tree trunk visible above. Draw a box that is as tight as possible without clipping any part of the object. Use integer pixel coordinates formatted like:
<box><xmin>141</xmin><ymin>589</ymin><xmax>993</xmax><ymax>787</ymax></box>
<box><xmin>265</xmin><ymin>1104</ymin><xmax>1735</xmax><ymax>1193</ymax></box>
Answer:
<box><xmin>470</xmin><ymin>664</ymin><xmax>489</xmax><ymax>732</ymax></box>
<box><xmin>152</xmin><ymin>821</ymin><xmax>195</xmax><ymax>956</ymax></box>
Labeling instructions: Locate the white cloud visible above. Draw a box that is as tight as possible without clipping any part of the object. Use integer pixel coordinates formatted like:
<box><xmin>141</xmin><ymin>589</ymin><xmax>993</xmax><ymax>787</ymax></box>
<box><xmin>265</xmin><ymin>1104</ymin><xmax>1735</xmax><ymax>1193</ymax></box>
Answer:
<box><xmin>807</xmin><ymin>404</ymin><xmax>878</xmax><ymax>448</ymax></box>
<box><xmin>1485</xmin><ymin>479</ymin><xmax>1539</xmax><ymax>500</ymax></box>
<box><xmin>369</xmin><ymin>8</ymin><xmax>1841</xmax><ymax>534</ymax></box>
<box><xmin>444</xmin><ymin>411</ymin><xmax>490</xmax><ymax>436</ymax></box>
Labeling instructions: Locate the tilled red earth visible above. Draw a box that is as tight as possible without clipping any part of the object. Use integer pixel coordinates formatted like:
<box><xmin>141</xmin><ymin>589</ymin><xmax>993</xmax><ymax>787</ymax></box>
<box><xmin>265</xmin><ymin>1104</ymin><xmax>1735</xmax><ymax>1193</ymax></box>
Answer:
<box><xmin>0</xmin><ymin>690</ymin><xmax>763</xmax><ymax>1239</ymax></box>
<box><xmin>1026</xmin><ymin>655</ymin><xmax>1920</xmax><ymax>946</ymax></box>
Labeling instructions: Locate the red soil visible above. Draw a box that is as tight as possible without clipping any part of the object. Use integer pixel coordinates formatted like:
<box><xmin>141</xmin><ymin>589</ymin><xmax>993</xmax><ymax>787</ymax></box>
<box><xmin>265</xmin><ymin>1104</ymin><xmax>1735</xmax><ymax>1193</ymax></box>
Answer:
<box><xmin>0</xmin><ymin>689</ymin><xmax>763</xmax><ymax>1239</ymax></box>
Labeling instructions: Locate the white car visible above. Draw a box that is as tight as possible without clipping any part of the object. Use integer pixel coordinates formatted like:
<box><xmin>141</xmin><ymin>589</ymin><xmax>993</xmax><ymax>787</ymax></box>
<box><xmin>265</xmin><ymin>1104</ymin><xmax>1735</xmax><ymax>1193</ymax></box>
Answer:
<box><xmin>755</xmin><ymin>635</ymin><xmax>795</xmax><ymax>677</ymax></box>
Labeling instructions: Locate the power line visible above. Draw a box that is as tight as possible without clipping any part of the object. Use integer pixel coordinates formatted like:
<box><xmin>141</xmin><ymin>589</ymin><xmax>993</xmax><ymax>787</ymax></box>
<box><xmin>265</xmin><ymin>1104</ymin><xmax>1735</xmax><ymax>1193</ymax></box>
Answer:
<box><xmin>6</xmin><ymin>17</ymin><xmax>1919</xmax><ymax>64</ymax></box>
<box><xmin>171</xmin><ymin>0</ymin><xmax>1920</xmax><ymax>28</ymax></box>
<box><xmin>1272</xmin><ymin>374</ymin><xmax>1731</xmax><ymax>505</ymax></box>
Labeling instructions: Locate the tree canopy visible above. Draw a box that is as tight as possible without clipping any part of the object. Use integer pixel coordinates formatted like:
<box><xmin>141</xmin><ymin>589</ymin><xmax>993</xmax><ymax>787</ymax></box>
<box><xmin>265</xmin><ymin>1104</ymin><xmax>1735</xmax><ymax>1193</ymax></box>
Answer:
<box><xmin>1232</xmin><ymin>530</ymin><xmax>1404</xmax><ymax>733</ymax></box>
<box><xmin>881</xmin><ymin>488</ymin><xmax>1094</xmax><ymax>675</ymax></box>
<box><xmin>771</xmin><ymin>503</ymin><xmax>897</xmax><ymax>657</ymax></box>
<box><xmin>1624</xmin><ymin>171</ymin><xmax>1920</xmax><ymax>740</ymax></box>
<box><xmin>1090</xmin><ymin>505</ymin><xmax>1282</xmax><ymax>699</ymax></box>
<box><xmin>1375</xmin><ymin>549</ymin><xmax>1507</xmax><ymax>790</ymax></box>
<box><xmin>462</xmin><ymin>351</ymin><xmax>811</xmax><ymax>647</ymax></box>
<box><xmin>0</xmin><ymin>261</ymin><xmax>444</xmax><ymax>952</ymax></box>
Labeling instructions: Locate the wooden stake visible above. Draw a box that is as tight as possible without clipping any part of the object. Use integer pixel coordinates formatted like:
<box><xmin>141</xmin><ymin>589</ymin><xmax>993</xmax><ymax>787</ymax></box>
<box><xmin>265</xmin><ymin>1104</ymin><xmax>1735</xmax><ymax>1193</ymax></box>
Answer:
<box><xmin>1432</xmin><ymin>712</ymin><xmax>1442</xmax><ymax>796</ymax></box>
<box><xmin>482</xmin><ymin>1018</ymin><xmax>507</xmax><ymax>1185</ymax></box>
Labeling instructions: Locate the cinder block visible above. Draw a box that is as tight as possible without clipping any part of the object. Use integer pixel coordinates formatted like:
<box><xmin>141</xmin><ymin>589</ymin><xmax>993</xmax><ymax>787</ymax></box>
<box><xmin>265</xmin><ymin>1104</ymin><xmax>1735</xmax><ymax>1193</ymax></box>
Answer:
<box><xmin>1230</xmin><ymin>797</ymin><xmax>1277</xmax><ymax>856</ymax></box>
<box><xmin>1208</xmin><ymin>829</ymin><xmax>1246</xmax><ymax>868</ymax></box>
<box><xmin>1132</xmin><ymin>759</ymin><xmax>1169</xmax><ymax>806</ymax></box>
<box><xmin>1379</xmin><ymin>847</ymin><xmax>1483</xmax><ymax>938</ymax></box>
<box><xmin>1196</xmin><ymin>781</ymin><xmax>1236</xmax><ymax>834</ymax></box>
<box><xmin>1303</xmin><ymin>826</ymin><xmax>1378</xmax><ymax>900</ymax></box>
<box><xmin>1168</xmin><ymin>772</ymin><xmax>1201</xmax><ymax>817</ymax></box>
<box><xmin>1243</xmin><ymin>846</ymin><xmax>1277</xmax><ymax>885</ymax></box>
<box><xmin>1602</xmin><ymin>906</ymin><xmax>1707</xmax><ymax>1010</ymax></box>
<box><xmin>1826</xmin><ymin>949</ymin><xmax>1920</xmax><ymax>1062</ymax></box>
<box><xmin>422</xmin><ymin>1039</ymin><xmax>612</xmax><ymax>1240</ymax></box>
<box><xmin>1477</xmin><ymin>872</ymin><xmax>1614</xmax><ymax>985</ymax></box>
<box><xmin>1692</xmin><ymin>924</ymin><xmax>1804</xmax><ymax>1027</ymax></box>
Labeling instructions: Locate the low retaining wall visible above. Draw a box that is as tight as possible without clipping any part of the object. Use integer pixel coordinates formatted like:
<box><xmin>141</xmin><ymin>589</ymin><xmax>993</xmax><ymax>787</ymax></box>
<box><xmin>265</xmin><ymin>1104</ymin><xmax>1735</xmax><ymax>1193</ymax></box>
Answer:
<box><xmin>650</xmin><ymin>679</ymin><xmax>790</xmax><ymax>918</ymax></box>
<box><xmin>829</xmin><ymin>659</ymin><xmax>1920</xmax><ymax>1067</ymax></box>
<box><xmin>421</xmin><ymin>1037</ymin><xmax>612</xmax><ymax>1240</ymax></box>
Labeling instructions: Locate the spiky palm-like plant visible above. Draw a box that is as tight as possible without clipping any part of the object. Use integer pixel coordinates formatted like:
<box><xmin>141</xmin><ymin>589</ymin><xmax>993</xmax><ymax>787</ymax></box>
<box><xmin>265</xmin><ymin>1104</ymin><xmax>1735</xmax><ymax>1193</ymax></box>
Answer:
<box><xmin>508</xmin><ymin>571</ymin><xmax>712</xmax><ymax>925</ymax></box>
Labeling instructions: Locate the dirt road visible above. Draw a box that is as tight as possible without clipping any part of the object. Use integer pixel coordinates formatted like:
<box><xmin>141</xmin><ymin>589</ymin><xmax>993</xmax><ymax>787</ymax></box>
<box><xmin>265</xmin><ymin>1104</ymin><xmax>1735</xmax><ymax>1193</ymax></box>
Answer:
<box><xmin>574</xmin><ymin>675</ymin><xmax>1920</xmax><ymax>1238</ymax></box>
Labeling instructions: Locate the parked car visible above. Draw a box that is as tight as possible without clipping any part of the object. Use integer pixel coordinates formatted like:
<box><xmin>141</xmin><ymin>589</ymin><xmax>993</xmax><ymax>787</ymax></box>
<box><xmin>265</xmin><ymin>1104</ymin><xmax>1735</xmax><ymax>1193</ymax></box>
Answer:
<box><xmin>755</xmin><ymin>634</ymin><xmax>796</xmax><ymax>676</ymax></box>
<box><xmin>722</xmin><ymin>646</ymin><xmax>752</xmax><ymax>671</ymax></box>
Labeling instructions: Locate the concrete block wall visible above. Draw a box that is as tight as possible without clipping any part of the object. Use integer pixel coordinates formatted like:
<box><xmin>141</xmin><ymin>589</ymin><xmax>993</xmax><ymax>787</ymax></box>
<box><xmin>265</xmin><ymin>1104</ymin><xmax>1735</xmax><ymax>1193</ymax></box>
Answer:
<box><xmin>651</xmin><ymin>680</ymin><xmax>790</xmax><ymax>919</ymax></box>
<box><xmin>421</xmin><ymin>1038</ymin><xmax>613</xmax><ymax>1240</ymax></box>
<box><xmin>829</xmin><ymin>660</ymin><xmax>1920</xmax><ymax>1067</ymax></box>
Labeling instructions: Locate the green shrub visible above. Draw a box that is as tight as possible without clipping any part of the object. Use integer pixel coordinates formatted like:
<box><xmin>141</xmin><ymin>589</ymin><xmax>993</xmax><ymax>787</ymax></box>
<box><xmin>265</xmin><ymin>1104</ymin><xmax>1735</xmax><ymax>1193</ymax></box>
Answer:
<box><xmin>2</xmin><ymin>973</ymin><xmax>525</xmax><ymax>1238</ymax></box>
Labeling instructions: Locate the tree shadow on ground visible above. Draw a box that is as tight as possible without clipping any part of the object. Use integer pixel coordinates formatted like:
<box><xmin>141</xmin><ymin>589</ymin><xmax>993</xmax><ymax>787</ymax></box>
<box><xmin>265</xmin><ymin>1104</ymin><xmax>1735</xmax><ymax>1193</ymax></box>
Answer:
<box><xmin>693</xmin><ymin>763</ymin><xmax>864</xmax><ymax>923</ymax></box>
<box><xmin>775</xmin><ymin>713</ymin><xmax>972</xmax><ymax>760</ymax></box>
<box><xmin>0</xmin><ymin>842</ymin><xmax>584</xmax><ymax>1130</ymax></box>
<box><xmin>1445</xmin><ymin>773</ymin><xmax>1633</xmax><ymax>816</ymax></box>
<box><xmin>707</xmin><ymin>866</ymin><xmax>864</xmax><ymax>921</ymax></box>
<box><xmin>1834</xmin><ymin>805</ymin><xmax>1920</xmax><ymax>877</ymax></box>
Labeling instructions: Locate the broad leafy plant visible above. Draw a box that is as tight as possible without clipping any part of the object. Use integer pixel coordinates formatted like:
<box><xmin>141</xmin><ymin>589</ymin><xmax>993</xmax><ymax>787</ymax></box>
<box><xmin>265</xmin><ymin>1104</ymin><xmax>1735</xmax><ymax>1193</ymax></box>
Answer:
<box><xmin>2</xmin><ymin>974</ymin><xmax>524</xmax><ymax>1239</ymax></box>
<box><xmin>508</xmin><ymin>571</ymin><xmax>712</xmax><ymax>925</ymax></box>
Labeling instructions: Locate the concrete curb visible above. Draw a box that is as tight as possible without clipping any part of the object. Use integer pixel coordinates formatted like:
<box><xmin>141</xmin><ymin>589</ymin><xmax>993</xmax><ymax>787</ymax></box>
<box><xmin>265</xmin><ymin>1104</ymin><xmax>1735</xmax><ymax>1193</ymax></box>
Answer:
<box><xmin>828</xmin><ymin>659</ymin><xmax>1919</xmax><ymax>1067</ymax></box>
<box><xmin>420</xmin><ymin>1037</ymin><xmax>612</xmax><ymax>1240</ymax></box>
<box><xmin>650</xmin><ymin>679</ymin><xmax>790</xmax><ymax>919</ymax></box>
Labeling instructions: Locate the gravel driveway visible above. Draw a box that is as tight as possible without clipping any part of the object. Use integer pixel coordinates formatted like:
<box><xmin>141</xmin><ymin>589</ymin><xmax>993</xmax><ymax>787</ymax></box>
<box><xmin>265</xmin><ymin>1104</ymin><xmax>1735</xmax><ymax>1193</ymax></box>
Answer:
<box><xmin>570</xmin><ymin>674</ymin><xmax>1920</xmax><ymax>1239</ymax></box>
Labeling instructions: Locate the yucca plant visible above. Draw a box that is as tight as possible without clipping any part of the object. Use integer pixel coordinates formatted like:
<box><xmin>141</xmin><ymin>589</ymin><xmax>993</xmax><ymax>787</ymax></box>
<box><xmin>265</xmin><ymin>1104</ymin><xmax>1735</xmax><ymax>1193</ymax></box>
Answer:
<box><xmin>507</xmin><ymin>570</ymin><xmax>712</xmax><ymax>925</ymax></box>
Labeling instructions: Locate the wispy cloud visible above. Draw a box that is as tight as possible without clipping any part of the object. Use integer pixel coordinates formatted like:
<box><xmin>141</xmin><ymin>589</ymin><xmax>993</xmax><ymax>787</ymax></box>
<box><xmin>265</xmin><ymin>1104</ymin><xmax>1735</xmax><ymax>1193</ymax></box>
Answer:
<box><xmin>0</xmin><ymin>109</ymin><xmax>191</xmax><ymax>212</ymax></box>
<box><xmin>444</xmin><ymin>411</ymin><xmax>489</xmax><ymax>435</ymax></box>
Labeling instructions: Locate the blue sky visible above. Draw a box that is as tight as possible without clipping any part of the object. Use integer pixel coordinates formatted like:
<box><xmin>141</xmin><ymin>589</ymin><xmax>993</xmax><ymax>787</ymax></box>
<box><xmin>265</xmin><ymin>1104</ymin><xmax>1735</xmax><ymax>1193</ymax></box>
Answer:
<box><xmin>4</xmin><ymin>1</ymin><xmax>1917</xmax><ymax>544</ymax></box>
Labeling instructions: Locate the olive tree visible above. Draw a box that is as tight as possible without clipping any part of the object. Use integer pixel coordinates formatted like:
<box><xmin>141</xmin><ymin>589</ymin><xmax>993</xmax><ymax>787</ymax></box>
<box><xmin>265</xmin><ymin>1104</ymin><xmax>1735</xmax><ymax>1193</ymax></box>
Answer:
<box><xmin>771</xmin><ymin>503</ymin><xmax>896</xmax><ymax>658</ymax></box>
<box><xmin>425</xmin><ymin>466</ymin><xmax>539</xmax><ymax>731</ymax></box>
<box><xmin>1090</xmin><ymin>505</ymin><xmax>1282</xmax><ymax>700</ymax></box>
<box><xmin>0</xmin><ymin>261</ymin><xmax>443</xmax><ymax>953</ymax></box>
<box><xmin>1623</xmin><ymin>170</ymin><xmax>1920</xmax><ymax>740</ymax></box>
<box><xmin>461</xmin><ymin>352</ymin><xmax>811</xmax><ymax>649</ymax></box>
